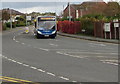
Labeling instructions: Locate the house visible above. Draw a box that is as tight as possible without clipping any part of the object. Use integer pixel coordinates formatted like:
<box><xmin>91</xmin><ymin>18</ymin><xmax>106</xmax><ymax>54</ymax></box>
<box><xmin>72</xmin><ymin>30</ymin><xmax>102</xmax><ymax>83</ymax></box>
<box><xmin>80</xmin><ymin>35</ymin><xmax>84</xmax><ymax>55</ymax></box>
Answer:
<box><xmin>63</xmin><ymin>1</ymin><xmax>107</xmax><ymax>19</ymax></box>
<box><xmin>1</xmin><ymin>8</ymin><xmax>24</xmax><ymax>23</ymax></box>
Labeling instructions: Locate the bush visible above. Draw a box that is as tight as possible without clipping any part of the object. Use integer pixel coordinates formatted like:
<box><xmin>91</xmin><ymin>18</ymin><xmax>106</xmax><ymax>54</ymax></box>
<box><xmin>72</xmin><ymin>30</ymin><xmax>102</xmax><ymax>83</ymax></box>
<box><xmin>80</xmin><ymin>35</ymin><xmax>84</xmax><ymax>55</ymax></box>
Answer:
<box><xmin>6</xmin><ymin>22</ymin><xmax>10</xmax><ymax>28</ymax></box>
<box><xmin>80</xmin><ymin>18</ymin><xmax>94</xmax><ymax>36</ymax></box>
<box><xmin>16</xmin><ymin>21</ymin><xmax>26</xmax><ymax>27</ymax></box>
<box><xmin>6</xmin><ymin>22</ymin><xmax>16</xmax><ymax>28</ymax></box>
<box><xmin>2</xmin><ymin>23</ymin><xmax>7</xmax><ymax>30</ymax></box>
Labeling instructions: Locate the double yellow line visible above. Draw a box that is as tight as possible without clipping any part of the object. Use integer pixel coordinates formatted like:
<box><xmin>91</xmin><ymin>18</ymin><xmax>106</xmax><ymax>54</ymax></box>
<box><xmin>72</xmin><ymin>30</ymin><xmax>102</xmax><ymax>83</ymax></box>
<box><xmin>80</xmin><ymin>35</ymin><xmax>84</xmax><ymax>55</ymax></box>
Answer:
<box><xmin>0</xmin><ymin>76</ymin><xmax>32</xmax><ymax>83</ymax></box>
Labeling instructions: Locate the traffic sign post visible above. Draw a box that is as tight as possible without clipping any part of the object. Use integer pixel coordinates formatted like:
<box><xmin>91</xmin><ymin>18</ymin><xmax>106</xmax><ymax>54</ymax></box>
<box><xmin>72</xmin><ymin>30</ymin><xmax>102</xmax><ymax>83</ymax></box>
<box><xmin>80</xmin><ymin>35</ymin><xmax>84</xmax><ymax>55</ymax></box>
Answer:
<box><xmin>113</xmin><ymin>19</ymin><xmax>119</xmax><ymax>39</ymax></box>
<box><xmin>26</xmin><ymin>16</ymin><xmax>31</xmax><ymax>26</ymax></box>
<box><xmin>104</xmin><ymin>23</ymin><xmax>111</xmax><ymax>39</ymax></box>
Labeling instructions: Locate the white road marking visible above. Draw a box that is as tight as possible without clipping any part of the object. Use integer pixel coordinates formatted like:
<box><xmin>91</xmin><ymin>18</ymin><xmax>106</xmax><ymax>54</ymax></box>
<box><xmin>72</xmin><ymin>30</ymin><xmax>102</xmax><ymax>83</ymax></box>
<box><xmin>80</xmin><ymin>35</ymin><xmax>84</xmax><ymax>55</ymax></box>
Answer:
<box><xmin>15</xmin><ymin>40</ymin><xmax>19</xmax><ymax>42</ymax></box>
<box><xmin>21</xmin><ymin>43</ymin><xmax>25</xmax><ymax>45</ymax></box>
<box><xmin>89</xmin><ymin>43</ymin><xmax>106</xmax><ymax>47</ymax></box>
<box><xmin>49</xmin><ymin>43</ymin><xmax>58</xmax><ymax>47</ymax></box>
<box><xmin>46</xmin><ymin>72</ymin><xmax>56</xmax><ymax>76</ymax></box>
<box><xmin>66</xmin><ymin>51</ymin><xmax>117</xmax><ymax>55</ymax></box>
<box><xmin>2</xmin><ymin>55</ymin><xmax>77</xmax><ymax>82</ymax></box>
<box><xmin>39</xmin><ymin>48</ymin><xmax>49</xmax><ymax>51</ymax></box>
<box><xmin>72</xmin><ymin>81</ymin><xmax>77</xmax><ymax>82</ymax></box>
<box><xmin>13</xmin><ymin>36</ymin><xmax>15</xmax><ymax>40</ymax></box>
<box><xmin>7</xmin><ymin>59</ymin><xmax>12</xmax><ymax>61</ymax></box>
<box><xmin>102</xmin><ymin>61</ymin><xmax>118</xmax><ymax>66</ymax></box>
<box><xmin>37</xmin><ymin>69</ymin><xmax>45</xmax><ymax>72</ymax></box>
<box><xmin>56</xmin><ymin>51</ymin><xmax>86</xmax><ymax>58</ymax></box>
<box><xmin>22</xmin><ymin>64</ymin><xmax>29</xmax><ymax>67</ymax></box>
<box><xmin>101</xmin><ymin>60</ymin><xmax>118</xmax><ymax>66</ymax></box>
<box><xmin>11</xmin><ymin>60</ymin><xmax>16</xmax><ymax>63</ymax></box>
<box><xmin>4</xmin><ymin>57</ymin><xmax>8</xmax><ymax>59</ymax></box>
<box><xmin>101</xmin><ymin>60</ymin><xmax>118</xmax><ymax>62</ymax></box>
<box><xmin>30</xmin><ymin>66</ymin><xmax>37</xmax><ymax>70</ymax></box>
<box><xmin>17</xmin><ymin>62</ymin><xmax>23</xmax><ymax>65</ymax></box>
<box><xmin>59</xmin><ymin>76</ymin><xmax>69</xmax><ymax>80</ymax></box>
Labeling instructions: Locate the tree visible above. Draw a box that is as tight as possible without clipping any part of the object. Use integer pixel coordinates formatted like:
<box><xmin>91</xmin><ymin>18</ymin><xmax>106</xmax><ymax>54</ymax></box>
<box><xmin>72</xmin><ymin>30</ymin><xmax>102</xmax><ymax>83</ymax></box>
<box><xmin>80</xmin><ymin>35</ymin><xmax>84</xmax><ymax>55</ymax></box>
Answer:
<box><xmin>2</xmin><ymin>10</ymin><xmax>10</xmax><ymax>21</ymax></box>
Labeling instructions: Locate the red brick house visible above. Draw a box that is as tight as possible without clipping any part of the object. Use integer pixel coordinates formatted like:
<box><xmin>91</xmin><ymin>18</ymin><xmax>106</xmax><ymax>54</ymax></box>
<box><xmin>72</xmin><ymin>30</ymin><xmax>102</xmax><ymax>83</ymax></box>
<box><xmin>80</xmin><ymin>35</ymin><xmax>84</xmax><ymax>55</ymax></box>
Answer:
<box><xmin>63</xmin><ymin>1</ymin><xmax>107</xmax><ymax>19</ymax></box>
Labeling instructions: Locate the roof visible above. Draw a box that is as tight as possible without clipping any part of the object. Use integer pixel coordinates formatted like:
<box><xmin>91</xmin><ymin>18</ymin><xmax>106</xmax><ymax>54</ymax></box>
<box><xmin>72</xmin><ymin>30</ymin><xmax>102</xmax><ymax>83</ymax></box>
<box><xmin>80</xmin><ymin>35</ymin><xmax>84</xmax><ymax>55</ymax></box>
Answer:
<box><xmin>69</xmin><ymin>1</ymin><xmax>107</xmax><ymax>10</ymax></box>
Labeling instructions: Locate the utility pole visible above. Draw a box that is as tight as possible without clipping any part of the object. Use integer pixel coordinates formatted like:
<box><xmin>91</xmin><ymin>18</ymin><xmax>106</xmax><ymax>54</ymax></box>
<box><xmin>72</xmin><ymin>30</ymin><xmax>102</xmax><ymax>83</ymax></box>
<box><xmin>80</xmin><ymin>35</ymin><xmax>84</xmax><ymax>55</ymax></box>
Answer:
<box><xmin>63</xmin><ymin>5</ymin><xmax>64</xmax><ymax>17</ymax></box>
<box><xmin>26</xmin><ymin>13</ymin><xmax>27</xmax><ymax>26</ymax></box>
<box><xmin>68</xmin><ymin>2</ymin><xmax>71</xmax><ymax>21</ymax></box>
<box><xmin>10</xmin><ymin>9</ymin><xmax>12</xmax><ymax>29</ymax></box>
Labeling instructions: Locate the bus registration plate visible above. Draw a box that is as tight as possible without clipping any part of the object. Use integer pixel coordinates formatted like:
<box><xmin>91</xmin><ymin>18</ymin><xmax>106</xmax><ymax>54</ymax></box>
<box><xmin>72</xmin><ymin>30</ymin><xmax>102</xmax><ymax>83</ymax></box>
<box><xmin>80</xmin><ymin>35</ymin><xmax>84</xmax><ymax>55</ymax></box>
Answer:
<box><xmin>45</xmin><ymin>35</ymin><xmax>49</xmax><ymax>37</ymax></box>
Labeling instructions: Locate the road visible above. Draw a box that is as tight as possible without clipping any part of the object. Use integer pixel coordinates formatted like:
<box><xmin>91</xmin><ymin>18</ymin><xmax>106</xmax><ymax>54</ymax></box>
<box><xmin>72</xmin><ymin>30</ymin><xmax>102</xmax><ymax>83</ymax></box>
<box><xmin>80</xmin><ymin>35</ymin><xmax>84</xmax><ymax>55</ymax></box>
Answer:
<box><xmin>2</xmin><ymin>26</ymin><xmax>118</xmax><ymax>83</ymax></box>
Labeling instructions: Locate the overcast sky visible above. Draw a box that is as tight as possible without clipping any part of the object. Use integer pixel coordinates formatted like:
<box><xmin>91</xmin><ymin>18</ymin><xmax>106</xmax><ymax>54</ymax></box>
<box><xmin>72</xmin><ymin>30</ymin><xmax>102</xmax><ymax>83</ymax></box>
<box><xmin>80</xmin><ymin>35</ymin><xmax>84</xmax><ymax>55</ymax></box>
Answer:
<box><xmin>1</xmin><ymin>0</ymin><xmax>119</xmax><ymax>15</ymax></box>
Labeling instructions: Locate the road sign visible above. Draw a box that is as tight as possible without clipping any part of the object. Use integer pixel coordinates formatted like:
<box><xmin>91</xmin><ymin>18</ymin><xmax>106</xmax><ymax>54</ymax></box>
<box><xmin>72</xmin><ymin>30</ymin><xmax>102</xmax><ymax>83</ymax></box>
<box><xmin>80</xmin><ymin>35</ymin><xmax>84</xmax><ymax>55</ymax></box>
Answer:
<box><xmin>26</xmin><ymin>16</ymin><xmax>31</xmax><ymax>21</ymax></box>
<box><xmin>104</xmin><ymin>23</ymin><xmax>110</xmax><ymax>32</ymax></box>
<box><xmin>114</xmin><ymin>23</ymin><xmax>119</xmax><ymax>27</ymax></box>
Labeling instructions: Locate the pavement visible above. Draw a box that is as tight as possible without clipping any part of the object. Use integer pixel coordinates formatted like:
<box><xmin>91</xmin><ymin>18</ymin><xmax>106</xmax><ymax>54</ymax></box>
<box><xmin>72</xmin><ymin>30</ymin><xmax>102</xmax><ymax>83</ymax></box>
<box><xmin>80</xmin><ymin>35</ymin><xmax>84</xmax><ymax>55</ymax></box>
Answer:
<box><xmin>2</xmin><ymin>26</ymin><xmax>119</xmax><ymax>83</ymax></box>
<box><xmin>58</xmin><ymin>32</ymin><xmax>119</xmax><ymax>44</ymax></box>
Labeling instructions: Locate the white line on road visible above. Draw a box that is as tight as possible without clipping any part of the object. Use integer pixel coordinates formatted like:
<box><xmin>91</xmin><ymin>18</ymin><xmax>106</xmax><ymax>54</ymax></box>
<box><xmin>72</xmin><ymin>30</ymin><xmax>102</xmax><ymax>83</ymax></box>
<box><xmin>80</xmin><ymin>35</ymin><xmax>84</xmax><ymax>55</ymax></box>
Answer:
<box><xmin>72</xmin><ymin>81</ymin><xmax>77</xmax><ymax>82</ymax></box>
<box><xmin>7</xmin><ymin>59</ymin><xmax>12</xmax><ymax>61</ymax></box>
<box><xmin>59</xmin><ymin>76</ymin><xmax>70</xmax><ymax>80</ymax></box>
<box><xmin>89</xmin><ymin>43</ymin><xmax>106</xmax><ymax>47</ymax></box>
<box><xmin>101</xmin><ymin>60</ymin><xmax>118</xmax><ymax>66</ymax></box>
<box><xmin>21</xmin><ymin>43</ymin><xmax>25</xmax><ymax>45</ymax></box>
<box><xmin>37</xmin><ymin>69</ymin><xmax>45</xmax><ymax>73</ymax></box>
<box><xmin>4</xmin><ymin>57</ymin><xmax>8</xmax><ymax>59</ymax></box>
<box><xmin>30</xmin><ymin>66</ymin><xmax>37</xmax><ymax>70</ymax></box>
<box><xmin>46</xmin><ymin>72</ymin><xmax>56</xmax><ymax>76</ymax></box>
<box><xmin>13</xmin><ymin>36</ymin><xmax>15</xmax><ymax>40</ymax></box>
<box><xmin>17</xmin><ymin>62</ymin><xmax>23</xmax><ymax>65</ymax></box>
<box><xmin>2</xmin><ymin>55</ymin><xmax>77</xmax><ymax>82</ymax></box>
<box><xmin>102</xmin><ymin>61</ymin><xmax>118</xmax><ymax>66</ymax></box>
<box><xmin>11</xmin><ymin>60</ymin><xmax>17</xmax><ymax>63</ymax></box>
<box><xmin>49</xmin><ymin>43</ymin><xmax>58</xmax><ymax>47</ymax></box>
<box><xmin>15</xmin><ymin>41</ymin><xmax>19</xmax><ymax>43</ymax></box>
<box><xmin>56</xmin><ymin>51</ymin><xmax>86</xmax><ymax>58</ymax></box>
<box><xmin>22</xmin><ymin>64</ymin><xmax>29</xmax><ymax>67</ymax></box>
<box><xmin>39</xmin><ymin>48</ymin><xmax>49</xmax><ymax>51</ymax></box>
<box><xmin>66</xmin><ymin>51</ymin><xmax>118</xmax><ymax>55</ymax></box>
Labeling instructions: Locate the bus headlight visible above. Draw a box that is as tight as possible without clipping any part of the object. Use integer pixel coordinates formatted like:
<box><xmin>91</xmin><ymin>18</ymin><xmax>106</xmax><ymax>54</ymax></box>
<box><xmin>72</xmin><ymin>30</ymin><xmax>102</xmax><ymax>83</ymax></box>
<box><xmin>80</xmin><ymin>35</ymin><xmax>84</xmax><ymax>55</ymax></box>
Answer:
<box><xmin>38</xmin><ymin>31</ymin><xmax>42</xmax><ymax>34</ymax></box>
<box><xmin>52</xmin><ymin>31</ymin><xmax>56</xmax><ymax>34</ymax></box>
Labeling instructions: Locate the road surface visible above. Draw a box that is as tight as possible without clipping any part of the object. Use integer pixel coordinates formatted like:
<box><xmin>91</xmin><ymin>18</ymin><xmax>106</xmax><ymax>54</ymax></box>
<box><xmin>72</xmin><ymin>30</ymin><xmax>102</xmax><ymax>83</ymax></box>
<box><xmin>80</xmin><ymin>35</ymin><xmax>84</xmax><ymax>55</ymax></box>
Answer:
<box><xmin>2</xmin><ymin>26</ymin><xmax>118</xmax><ymax>83</ymax></box>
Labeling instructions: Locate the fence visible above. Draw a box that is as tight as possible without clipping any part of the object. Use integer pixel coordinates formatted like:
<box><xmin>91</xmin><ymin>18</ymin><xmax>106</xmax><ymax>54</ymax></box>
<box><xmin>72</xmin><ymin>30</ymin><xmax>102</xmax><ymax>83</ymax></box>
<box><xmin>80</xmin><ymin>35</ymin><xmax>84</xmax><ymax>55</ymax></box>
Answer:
<box><xmin>57</xmin><ymin>21</ymin><xmax>81</xmax><ymax>34</ymax></box>
<box><xmin>57</xmin><ymin>20</ymin><xmax>119</xmax><ymax>39</ymax></box>
<box><xmin>94</xmin><ymin>21</ymin><xmax>120</xmax><ymax>39</ymax></box>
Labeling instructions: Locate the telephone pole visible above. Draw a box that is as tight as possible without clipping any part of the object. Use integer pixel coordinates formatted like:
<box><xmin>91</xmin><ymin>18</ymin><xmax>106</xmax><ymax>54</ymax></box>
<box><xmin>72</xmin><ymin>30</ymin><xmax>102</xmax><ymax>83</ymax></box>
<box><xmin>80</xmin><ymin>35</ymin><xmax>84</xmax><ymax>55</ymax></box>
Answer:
<box><xmin>68</xmin><ymin>2</ymin><xmax>71</xmax><ymax>21</ymax></box>
<box><xmin>10</xmin><ymin>9</ymin><xmax>12</xmax><ymax>29</ymax></box>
